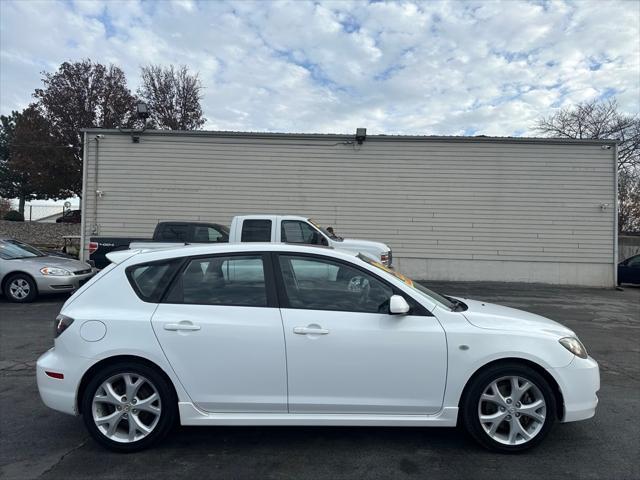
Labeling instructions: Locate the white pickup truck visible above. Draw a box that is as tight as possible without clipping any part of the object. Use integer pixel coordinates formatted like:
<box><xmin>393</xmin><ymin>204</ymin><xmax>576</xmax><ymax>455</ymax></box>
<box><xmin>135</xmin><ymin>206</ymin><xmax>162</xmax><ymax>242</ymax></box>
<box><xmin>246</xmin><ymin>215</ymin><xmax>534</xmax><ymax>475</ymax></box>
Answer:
<box><xmin>129</xmin><ymin>215</ymin><xmax>392</xmax><ymax>267</ymax></box>
<box><xmin>228</xmin><ymin>215</ymin><xmax>392</xmax><ymax>266</ymax></box>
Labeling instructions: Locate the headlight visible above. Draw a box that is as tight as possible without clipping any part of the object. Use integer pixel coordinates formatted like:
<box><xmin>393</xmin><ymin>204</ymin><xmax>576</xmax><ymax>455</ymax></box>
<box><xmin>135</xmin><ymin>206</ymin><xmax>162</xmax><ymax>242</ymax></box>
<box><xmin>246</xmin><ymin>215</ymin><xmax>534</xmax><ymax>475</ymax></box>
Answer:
<box><xmin>559</xmin><ymin>337</ymin><xmax>588</xmax><ymax>359</ymax></box>
<box><xmin>40</xmin><ymin>267</ymin><xmax>72</xmax><ymax>276</ymax></box>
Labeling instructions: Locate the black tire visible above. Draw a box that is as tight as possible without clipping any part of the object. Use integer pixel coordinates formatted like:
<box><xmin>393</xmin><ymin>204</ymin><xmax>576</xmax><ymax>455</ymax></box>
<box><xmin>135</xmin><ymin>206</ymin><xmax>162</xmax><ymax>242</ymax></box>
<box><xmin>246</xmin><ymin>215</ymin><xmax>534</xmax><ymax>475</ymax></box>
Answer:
<box><xmin>461</xmin><ymin>362</ymin><xmax>557</xmax><ymax>453</ymax></box>
<box><xmin>4</xmin><ymin>273</ymin><xmax>37</xmax><ymax>303</ymax></box>
<box><xmin>81</xmin><ymin>361</ymin><xmax>177</xmax><ymax>452</ymax></box>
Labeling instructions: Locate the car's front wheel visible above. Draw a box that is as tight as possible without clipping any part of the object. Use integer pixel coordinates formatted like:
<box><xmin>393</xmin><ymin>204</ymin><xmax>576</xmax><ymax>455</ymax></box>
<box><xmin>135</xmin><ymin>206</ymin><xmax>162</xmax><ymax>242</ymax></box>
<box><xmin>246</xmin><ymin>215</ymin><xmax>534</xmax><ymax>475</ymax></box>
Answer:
<box><xmin>81</xmin><ymin>362</ymin><xmax>177</xmax><ymax>452</ymax></box>
<box><xmin>462</xmin><ymin>363</ymin><xmax>557</xmax><ymax>453</ymax></box>
<box><xmin>4</xmin><ymin>273</ymin><xmax>37</xmax><ymax>303</ymax></box>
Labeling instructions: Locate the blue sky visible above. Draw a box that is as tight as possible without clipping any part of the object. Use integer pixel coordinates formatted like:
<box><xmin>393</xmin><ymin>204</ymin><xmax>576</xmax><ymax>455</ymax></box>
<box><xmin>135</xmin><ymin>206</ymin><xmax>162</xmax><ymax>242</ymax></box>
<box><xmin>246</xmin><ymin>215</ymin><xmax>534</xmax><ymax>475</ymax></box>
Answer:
<box><xmin>0</xmin><ymin>0</ymin><xmax>638</xmax><ymax>136</ymax></box>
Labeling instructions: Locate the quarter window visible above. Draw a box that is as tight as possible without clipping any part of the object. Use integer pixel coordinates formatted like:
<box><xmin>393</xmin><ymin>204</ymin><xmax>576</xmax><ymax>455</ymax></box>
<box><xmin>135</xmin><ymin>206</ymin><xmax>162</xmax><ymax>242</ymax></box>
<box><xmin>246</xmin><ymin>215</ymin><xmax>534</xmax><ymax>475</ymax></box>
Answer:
<box><xmin>165</xmin><ymin>255</ymin><xmax>267</xmax><ymax>307</ymax></box>
<box><xmin>278</xmin><ymin>255</ymin><xmax>393</xmax><ymax>313</ymax></box>
<box><xmin>127</xmin><ymin>260</ymin><xmax>183</xmax><ymax>302</ymax></box>
<box><xmin>241</xmin><ymin>220</ymin><xmax>272</xmax><ymax>242</ymax></box>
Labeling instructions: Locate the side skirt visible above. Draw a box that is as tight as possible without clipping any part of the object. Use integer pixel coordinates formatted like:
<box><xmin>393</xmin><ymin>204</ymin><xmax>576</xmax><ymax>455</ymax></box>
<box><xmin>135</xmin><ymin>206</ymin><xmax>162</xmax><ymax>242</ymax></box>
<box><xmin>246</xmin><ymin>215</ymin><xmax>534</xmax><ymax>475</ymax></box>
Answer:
<box><xmin>178</xmin><ymin>402</ymin><xmax>459</xmax><ymax>427</ymax></box>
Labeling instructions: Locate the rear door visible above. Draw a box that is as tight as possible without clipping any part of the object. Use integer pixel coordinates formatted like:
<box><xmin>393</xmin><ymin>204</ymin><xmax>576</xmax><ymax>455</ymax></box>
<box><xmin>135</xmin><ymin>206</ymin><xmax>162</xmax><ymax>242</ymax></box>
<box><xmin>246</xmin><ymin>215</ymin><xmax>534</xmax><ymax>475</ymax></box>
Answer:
<box><xmin>150</xmin><ymin>252</ymin><xmax>287</xmax><ymax>413</ymax></box>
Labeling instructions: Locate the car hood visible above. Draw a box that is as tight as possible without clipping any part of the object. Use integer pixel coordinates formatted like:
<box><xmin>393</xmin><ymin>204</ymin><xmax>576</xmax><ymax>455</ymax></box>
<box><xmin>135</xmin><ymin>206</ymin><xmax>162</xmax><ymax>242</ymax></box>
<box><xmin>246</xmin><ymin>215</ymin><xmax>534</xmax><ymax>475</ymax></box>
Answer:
<box><xmin>458</xmin><ymin>298</ymin><xmax>575</xmax><ymax>337</ymax></box>
<box><xmin>339</xmin><ymin>238</ymin><xmax>389</xmax><ymax>253</ymax></box>
<box><xmin>9</xmin><ymin>255</ymin><xmax>91</xmax><ymax>273</ymax></box>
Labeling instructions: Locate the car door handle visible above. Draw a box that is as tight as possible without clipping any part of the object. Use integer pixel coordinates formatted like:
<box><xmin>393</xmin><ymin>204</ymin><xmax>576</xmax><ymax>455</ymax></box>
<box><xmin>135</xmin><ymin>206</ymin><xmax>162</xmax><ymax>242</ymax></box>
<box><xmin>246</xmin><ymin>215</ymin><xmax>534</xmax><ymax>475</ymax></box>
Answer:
<box><xmin>163</xmin><ymin>321</ymin><xmax>201</xmax><ymax>332</ymax></box>
<box><xmin>293</xmin><ymin>326</ymin><xmax>329</xmax><ymax>335</ymax></box>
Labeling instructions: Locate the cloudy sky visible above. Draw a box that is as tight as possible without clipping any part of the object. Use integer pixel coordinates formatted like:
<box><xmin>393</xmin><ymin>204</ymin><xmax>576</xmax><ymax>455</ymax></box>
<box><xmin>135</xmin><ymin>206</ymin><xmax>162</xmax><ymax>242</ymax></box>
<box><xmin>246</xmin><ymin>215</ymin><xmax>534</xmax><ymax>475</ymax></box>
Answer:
<box><xmin>1</xmin><ymin>0</ymin><xmax>639</xmax><ymax>137</ymax></box>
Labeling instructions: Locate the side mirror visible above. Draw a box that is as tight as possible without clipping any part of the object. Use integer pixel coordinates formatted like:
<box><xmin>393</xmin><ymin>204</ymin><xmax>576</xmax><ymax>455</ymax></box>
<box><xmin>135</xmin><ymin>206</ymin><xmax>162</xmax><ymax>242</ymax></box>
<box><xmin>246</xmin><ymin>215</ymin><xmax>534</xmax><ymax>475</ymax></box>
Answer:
<box><xmin>389</xmin><ymin>295</ymin><xmax>410</xmax><ymax>315</ymax></box>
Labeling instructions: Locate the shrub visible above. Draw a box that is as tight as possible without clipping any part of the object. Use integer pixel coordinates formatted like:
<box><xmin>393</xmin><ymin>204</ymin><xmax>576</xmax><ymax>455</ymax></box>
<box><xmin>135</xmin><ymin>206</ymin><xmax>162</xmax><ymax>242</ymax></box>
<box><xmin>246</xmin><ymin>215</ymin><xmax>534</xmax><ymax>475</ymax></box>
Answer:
<box><xmin>4</xmin><ymin>210</ymin><xmax>24</xmax><ymax>221</ymax></box>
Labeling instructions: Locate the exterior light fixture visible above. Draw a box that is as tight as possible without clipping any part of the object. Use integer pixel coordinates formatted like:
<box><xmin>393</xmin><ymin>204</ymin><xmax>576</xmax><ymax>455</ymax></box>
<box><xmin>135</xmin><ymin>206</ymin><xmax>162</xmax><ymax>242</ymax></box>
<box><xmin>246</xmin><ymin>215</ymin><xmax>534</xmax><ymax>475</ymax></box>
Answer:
<box><xmin>355</xmin><ymin>128</ymin><xmax>367</xmax><ymax>145</ymax></box>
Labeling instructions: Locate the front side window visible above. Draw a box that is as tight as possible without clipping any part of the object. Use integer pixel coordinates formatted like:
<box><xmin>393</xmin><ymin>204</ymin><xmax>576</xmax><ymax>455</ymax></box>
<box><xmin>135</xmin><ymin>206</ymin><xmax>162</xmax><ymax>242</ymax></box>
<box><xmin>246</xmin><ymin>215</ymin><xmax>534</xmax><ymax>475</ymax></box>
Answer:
<box><xmin>166</xmin><ymin>255</ymin><xmax>267</xmax><ymax>307</ymax></box>
<box><xmin>281</xmin><ymin>220</ymin><xmax>324</xmax><ymax>245</ymax></box>
<box><xmin>278</xmin><ymin>255</ymin><xmax>393</xmax><ymax>313</ymax></box>
<box><xmin>241</xmin><ymin>220</ymin><xmax>272</xmax><ymax>242</ymax></box>
<box><xmin>357</xmin><ymin>254</ymin><xmax>457</xmax><ymax>310</ymax></box>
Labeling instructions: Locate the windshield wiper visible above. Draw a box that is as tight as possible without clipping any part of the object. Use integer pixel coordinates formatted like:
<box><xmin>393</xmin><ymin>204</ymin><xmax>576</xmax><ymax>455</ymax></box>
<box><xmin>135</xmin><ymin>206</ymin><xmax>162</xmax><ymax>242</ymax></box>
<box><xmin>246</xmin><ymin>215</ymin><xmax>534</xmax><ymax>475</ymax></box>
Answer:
<box><xmin>444</xmin><ymin>295</ymin><xmax>465</xmax><ymax>312</ymax></box>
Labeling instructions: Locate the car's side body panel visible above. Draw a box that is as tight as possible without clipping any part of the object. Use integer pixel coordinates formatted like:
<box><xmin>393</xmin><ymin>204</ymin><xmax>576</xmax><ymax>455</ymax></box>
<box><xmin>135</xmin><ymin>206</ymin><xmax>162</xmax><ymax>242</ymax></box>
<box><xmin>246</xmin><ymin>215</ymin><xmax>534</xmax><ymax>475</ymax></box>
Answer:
<box><xmin>151</xmin><ymin>303</ymin><xmax>288</xmax><ymax>413</ymax></box>
<box><xmin>281</xmin><ymin>308</ymin><xmax>447</xmax><ymax>414</ymax></box>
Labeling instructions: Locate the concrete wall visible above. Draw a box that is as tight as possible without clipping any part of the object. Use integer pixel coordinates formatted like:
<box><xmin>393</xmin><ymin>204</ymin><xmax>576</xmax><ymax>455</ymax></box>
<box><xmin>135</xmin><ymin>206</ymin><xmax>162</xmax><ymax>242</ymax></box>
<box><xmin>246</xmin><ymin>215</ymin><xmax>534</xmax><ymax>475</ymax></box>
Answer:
<box><xmin>81</xmin><ymin>130</ymin><xmax>617</xmax><ymax>286</ymax></box>
<box><xmin>0</xmin><ymin>220</ymin><xmax>80</xmax><ymax>247</ymax></box>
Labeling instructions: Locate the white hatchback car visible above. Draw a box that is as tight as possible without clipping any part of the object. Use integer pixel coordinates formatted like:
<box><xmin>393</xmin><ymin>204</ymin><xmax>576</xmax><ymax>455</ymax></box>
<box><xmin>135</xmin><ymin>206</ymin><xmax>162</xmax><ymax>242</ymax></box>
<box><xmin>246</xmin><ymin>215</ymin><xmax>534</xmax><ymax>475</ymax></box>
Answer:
<box><xmin>37</xmin><ymin>244</ymin><xmax>599</xmax><ymax>453</ymax></box>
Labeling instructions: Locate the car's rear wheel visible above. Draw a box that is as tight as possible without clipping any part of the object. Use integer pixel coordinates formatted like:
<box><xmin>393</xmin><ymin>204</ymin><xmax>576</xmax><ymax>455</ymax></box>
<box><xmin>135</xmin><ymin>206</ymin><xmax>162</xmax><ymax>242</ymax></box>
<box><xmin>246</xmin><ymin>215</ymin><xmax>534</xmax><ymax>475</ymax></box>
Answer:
<box><xmin>462</xmin><ymin>363</ymin><xmax>556</xmax><ymax>453</ymax></box>
<box><xmin>81</xmin><ymin>362</ymin><xmax>177</xmax><ymax>452</ymax></box>
<box><xmin>4</xmin><ymin>273</ymin><xmax>37</xmax><ymax>303</ymax></box>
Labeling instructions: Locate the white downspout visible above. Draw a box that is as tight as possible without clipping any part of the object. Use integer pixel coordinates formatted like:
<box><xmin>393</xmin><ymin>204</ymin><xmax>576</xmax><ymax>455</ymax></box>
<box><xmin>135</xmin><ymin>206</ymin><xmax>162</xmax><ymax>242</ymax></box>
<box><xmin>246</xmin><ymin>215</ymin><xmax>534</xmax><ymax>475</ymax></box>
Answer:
<box><xmin>613</xmin><ymin>142</ymin><xmax>619</xmax><ymax>286</ymax></box>
<box><xmin>79</xmin><ymin>132</ymin><xmax>89</xmax><ymax>262</ymax></box>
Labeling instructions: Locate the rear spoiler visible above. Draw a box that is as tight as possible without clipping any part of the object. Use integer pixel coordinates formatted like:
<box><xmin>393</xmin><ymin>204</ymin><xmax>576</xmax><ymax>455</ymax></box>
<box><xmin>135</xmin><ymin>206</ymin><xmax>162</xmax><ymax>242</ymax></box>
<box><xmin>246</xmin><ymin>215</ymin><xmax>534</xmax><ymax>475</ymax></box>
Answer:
<box><xmin>105</xmin><ymin>249</ymin><xmax>143</xmax><ymax>265</ymax></box>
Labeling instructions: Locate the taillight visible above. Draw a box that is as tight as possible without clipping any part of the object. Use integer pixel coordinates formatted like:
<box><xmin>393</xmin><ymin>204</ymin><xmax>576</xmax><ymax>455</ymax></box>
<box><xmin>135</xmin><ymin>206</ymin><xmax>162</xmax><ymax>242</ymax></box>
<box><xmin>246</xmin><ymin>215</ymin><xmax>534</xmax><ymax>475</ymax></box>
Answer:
<box><xmin>381</xmin><ymin>252</ymin><xmax>391</xmax><ymax>266</ymax></box>
<box><xmin>88</xmin><ymin>242</ymin><xmax>98</xmax><ymax>255</ymax></box>
<box><xmin>54</xmin><ymin>314</ymin><xmax>74</xmax><ymax>338</ymax></box>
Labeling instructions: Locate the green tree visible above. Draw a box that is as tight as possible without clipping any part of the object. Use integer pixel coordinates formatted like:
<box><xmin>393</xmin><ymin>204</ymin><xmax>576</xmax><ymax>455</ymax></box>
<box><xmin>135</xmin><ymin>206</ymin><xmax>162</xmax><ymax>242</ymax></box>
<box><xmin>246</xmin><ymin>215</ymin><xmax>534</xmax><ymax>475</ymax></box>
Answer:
<box><xmin>138</xmin><ymin>65</ymin><xmax>206</xmax><ymax>130</ymax></box>
<box><xmin>33</xmin><ymin>59</ymin><xmax>139</xmax><ymax>195</ymax></box>
<box><xmin>0</xmin><ymin>107</ymin><xmax>75</xmax><ymax>215</ymax></box>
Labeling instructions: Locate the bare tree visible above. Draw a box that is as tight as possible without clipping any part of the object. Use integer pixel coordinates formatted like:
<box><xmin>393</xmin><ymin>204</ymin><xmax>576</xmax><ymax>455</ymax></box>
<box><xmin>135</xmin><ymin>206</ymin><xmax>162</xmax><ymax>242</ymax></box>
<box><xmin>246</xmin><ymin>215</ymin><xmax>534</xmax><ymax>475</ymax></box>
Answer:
<box><xmin>138</xmin><ymin>65</ymin><xmax>206</xmax><ymax>130</ymax></box>
<box><xmin>535</xmin><ymin>99</ymin><xmax>640</xmax><ymax>231</ymax></box>
<box><xmin>618</xmin><ymin>169</ymin><xmax>640</xmax><ymax>233</ymax></box>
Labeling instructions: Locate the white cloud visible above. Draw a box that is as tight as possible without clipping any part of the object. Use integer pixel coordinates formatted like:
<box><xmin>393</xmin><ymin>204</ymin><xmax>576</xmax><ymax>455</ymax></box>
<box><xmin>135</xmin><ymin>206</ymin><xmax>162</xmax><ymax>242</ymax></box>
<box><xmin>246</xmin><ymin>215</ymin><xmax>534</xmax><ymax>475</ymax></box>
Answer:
<box><xmin>0</xmin><ymin>0</ymin><xmax>638</xmax><ymax>136</ymax></box>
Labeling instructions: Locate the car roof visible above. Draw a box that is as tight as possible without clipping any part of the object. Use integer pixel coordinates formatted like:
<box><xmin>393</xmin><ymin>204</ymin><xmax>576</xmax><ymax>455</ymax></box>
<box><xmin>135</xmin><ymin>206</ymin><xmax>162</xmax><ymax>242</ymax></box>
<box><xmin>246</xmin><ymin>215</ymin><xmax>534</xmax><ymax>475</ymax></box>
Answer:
<box><xmin>120</xmin><ymin>242</ymin><xmax>355</xmax><ymax>265</ymax></box>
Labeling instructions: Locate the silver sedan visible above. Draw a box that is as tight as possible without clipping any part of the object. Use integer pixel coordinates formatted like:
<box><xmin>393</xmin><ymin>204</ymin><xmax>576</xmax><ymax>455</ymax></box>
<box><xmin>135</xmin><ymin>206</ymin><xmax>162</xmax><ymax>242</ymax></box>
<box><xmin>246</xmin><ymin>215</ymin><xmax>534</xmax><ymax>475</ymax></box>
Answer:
<box><xmin>0</xmin><ymin>238</ymin><xmax>96</xmax><ymax>303</ymax></box>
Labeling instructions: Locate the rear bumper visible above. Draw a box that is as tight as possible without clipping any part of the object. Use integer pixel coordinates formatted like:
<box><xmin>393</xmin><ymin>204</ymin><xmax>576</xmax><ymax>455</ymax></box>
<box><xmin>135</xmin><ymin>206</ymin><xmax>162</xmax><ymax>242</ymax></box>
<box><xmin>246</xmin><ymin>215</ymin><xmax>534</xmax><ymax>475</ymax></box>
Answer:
<box><xmin>36</xmin><ymin>348</ymin><xmax>90</xmax><ymax>416</ymax></box>
<box><xmin>554</xmin><ymin>355</ymin><xmax>600</xmax><ymax>422</ymax></box>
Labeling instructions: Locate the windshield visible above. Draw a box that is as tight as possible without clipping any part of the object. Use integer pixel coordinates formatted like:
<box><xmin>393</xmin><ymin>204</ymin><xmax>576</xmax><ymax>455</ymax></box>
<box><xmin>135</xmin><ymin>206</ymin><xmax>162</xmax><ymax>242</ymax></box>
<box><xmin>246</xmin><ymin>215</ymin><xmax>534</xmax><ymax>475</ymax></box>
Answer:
<box><xmin>357</xmin><ymin>253</ymin><xmax>457</xmax><ymax>310</ymax></box>
<box><xmin>308</xmin><ymin>218</ymin><xmax>343</xmax><ymax>241</ymax></box>
<box><xmin>0</xmin><ymin>239</ymin><xmax>46</xmax><ymax>260</ymax></box>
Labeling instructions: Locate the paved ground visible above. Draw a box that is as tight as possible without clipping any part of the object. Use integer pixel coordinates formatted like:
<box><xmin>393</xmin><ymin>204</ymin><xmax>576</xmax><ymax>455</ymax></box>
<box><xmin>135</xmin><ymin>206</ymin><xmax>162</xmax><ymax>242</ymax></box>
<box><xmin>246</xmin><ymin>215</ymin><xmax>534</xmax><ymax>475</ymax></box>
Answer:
<box><xmin>1</xmin><ymin>282</ymin><xmax>639</xmax><ymax>480</ymax></box>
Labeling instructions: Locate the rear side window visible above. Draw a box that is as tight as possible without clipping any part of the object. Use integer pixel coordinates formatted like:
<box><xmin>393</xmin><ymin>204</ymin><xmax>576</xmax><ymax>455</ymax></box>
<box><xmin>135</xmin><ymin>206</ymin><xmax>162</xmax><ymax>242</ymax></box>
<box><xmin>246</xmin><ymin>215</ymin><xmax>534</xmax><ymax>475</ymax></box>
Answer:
<box><xmin>127</xmin><ymin>260</ymin><xmax>182</xmax><ymax>302</ymax></box>
<box><xmin>193</xmin><ymin>225</ymin><xmax>226</xmax><ymax>243</ymax></box>
<box><xmin>165</xmin><ymin>255</ymin><xmax>267</xmax><ymax>307</ymax></box>
<box><xmin>156</xmin><ymin>224</ymin><xmax>188</xmax><ymax>241</ymax></box>
<box><xmin>241</xmin><ymin>220</ymin><xmax>272</xmax><ymax>242</ymax></box>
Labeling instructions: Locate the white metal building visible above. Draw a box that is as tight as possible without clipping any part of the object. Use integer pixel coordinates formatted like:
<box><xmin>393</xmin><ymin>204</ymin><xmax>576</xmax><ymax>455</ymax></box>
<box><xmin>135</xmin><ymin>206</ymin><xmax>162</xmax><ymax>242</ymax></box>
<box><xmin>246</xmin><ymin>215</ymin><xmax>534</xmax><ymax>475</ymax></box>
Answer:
<box><xmin>81</xmin><ymin>129</ymin><xmax>618</xmax><ymax>286</ymax></box>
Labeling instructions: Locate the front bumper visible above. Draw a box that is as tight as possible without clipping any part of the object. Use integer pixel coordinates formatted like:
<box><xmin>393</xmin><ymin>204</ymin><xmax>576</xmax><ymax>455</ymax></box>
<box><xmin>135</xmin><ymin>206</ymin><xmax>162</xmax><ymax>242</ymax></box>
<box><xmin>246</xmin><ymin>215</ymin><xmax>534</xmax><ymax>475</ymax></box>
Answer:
<box><xmin>36</xmin><ymin>347</ymin><xmax>91</xmax><ymax>416</ymax></box>
<box><xmin>35</xmin><ymin>270</ymin><xmax>96</xmax><ymax>294</ymax></box>
<box><xmin>553</xmin><ymin>355</ymin><xmax>600</xmax><ymax>422</ymax></box>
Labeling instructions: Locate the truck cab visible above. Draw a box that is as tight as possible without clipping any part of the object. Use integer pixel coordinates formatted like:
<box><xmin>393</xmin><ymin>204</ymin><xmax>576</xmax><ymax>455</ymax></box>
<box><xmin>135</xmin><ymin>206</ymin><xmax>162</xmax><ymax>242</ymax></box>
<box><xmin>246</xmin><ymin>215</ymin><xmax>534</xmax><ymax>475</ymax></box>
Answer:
<box><xmin>229</xmin><ymin>215</ymin><xmax>392</xmax><ymax>266</ymax></box>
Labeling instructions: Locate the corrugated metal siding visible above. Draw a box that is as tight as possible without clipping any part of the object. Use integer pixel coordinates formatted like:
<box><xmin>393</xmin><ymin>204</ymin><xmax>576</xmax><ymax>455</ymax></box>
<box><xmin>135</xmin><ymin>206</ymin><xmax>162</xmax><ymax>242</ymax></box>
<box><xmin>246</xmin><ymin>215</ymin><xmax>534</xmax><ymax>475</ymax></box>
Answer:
<box><xmin>82</xmin><ymin>132</ymin><xmax>616</xmax><ymax>283</ymax></box>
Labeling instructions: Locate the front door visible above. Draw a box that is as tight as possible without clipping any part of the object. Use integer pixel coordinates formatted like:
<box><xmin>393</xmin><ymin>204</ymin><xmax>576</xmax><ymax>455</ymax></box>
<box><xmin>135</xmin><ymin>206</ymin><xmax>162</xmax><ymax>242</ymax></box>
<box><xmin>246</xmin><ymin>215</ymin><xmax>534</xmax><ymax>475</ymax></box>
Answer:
<box><xmin>151</xmin><ymin>253</ymin><xmax>287</xmax><ymax>413</ymax></box>
<box><xmin>275</xmin><ymin>253</ymin><xmax>447</xmax><ymax>415</ymax></box>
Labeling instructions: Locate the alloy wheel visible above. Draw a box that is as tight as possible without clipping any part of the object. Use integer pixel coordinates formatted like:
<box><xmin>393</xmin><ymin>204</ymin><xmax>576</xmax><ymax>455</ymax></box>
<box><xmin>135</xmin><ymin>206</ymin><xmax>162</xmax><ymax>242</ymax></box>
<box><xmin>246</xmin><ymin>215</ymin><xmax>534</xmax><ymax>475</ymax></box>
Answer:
<box><xmin>477</xmin><ymin>375</ymin><xmax>547</xmax><ymax>446</ymax></box>
<box><xmin>92</xmin><ymin>373</ymin><xmax>162</xmax><ymax>443</ymax></box>
<box><xmin>9</xmin><ymin>278</ymin><xmax>30</xmax><ymax>300</ymax></box>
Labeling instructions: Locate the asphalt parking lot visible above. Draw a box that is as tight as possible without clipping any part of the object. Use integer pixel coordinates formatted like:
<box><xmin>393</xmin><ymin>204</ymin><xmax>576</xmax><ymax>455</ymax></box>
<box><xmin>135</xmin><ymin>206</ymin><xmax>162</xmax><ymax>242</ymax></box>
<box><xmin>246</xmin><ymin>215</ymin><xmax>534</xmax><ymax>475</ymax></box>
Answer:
<box><xmin>1</xmin><ymin>281</ymin><xmax>639</xmax><ymax>480</ymax></box>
